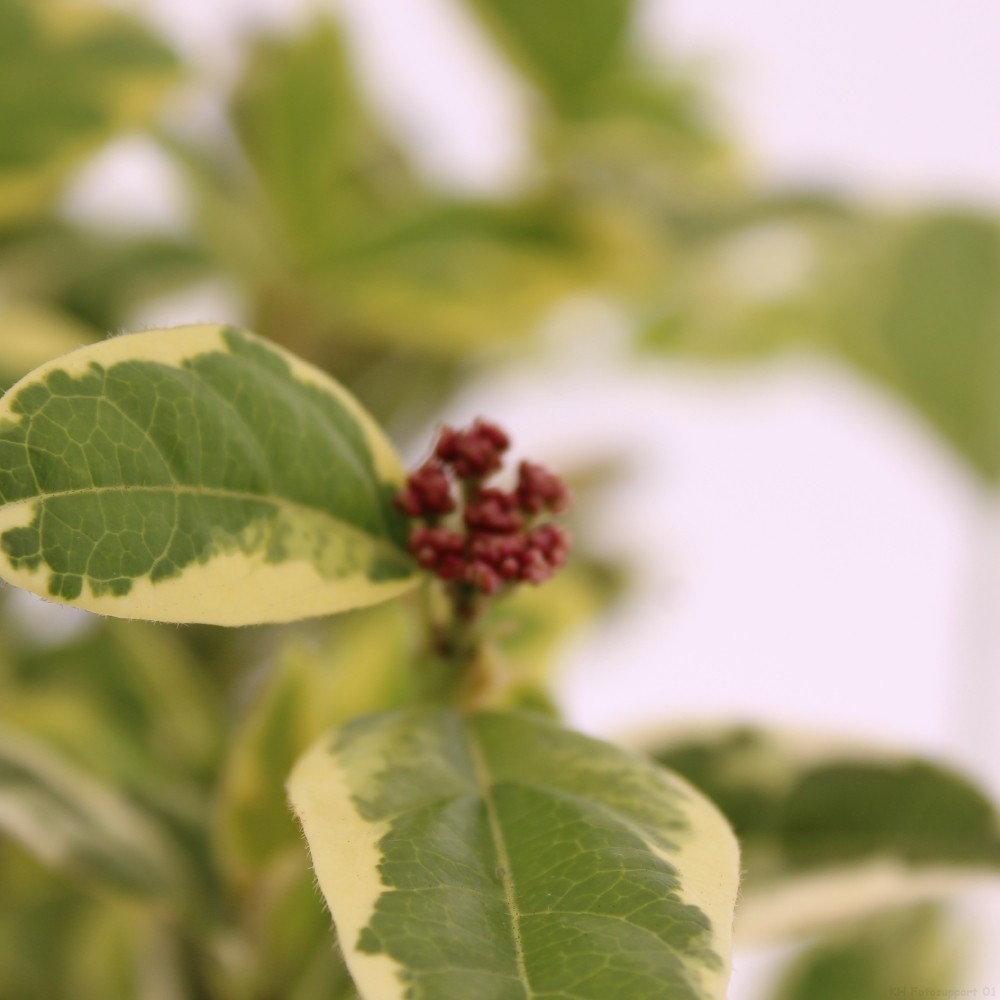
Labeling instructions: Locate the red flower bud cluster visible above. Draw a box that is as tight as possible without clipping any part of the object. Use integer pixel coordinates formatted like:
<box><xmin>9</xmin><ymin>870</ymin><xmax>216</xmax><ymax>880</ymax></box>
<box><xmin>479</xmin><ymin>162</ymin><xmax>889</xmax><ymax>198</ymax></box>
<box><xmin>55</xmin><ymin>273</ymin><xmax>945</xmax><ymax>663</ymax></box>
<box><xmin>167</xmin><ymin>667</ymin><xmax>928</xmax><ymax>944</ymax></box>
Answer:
<box><xmin>395</xmin><ymin>420</ymin><xmax>571</xmax><ymax>595</ymax></box>
<box><xmin>464</xmin><ymin>488</ymin><xmax>523</xmax><ymax>534</ymax></box>
<box><xmin>395</xmin><ymin>461</ymin><xmax>455</xmax><ymax>518</ymax></box>
<box><xmin>435</xmin><ymin>419</ymin><xmax>510</xmax><ymax>479</ymax></box>
<box><xmin>516</xmin><ymin>461</ymin><xmax>570</xmax><ymax>514</ymax></box>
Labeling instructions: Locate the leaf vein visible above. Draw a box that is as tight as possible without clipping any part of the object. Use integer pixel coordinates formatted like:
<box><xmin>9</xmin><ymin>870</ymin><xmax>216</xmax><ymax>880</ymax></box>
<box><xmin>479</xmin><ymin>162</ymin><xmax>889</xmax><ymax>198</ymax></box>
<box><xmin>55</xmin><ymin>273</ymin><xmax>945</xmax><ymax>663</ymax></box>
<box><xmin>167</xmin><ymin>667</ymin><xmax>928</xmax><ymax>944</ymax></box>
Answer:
<box><xmin>464</xmin><ymin>722</ymin><xmax>533</xmax><ymax>1000</ymax></box>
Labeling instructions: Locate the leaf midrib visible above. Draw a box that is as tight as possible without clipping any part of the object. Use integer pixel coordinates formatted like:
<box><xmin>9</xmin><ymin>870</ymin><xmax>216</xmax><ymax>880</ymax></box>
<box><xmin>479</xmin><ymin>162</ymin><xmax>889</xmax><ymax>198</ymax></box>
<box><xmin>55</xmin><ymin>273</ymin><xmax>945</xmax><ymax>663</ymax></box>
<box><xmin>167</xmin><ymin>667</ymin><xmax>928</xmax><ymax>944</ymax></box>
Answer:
<box><xmin>3</xmin><ymin>483</ymin><xmax>396</xmax><ymax>547</ymax></box>
<box><xmin>457</xmin><ymin>732</ymin><xmax>708</xmax><ymax>994</ymax></box>
<box><xmin>464</xmin><ymin>721</ymin><xmax>533</xmax><ymax>1000</ymax></box>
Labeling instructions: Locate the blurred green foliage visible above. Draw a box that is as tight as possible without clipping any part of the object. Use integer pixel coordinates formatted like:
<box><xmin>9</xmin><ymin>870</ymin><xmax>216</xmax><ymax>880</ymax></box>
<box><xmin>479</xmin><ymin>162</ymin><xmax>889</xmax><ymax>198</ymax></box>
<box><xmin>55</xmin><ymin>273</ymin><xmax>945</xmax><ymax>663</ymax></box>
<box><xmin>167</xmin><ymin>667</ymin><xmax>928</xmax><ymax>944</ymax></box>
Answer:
<box><xmin>649</xmin><ymin>725</ymin><xmax>1000</xmax><ymax>948</ymax></box>
<box><xmin>772</xmin><ymin>905</ymin><xmax>961</xmax><ymax>1000</ymax></box>
<box><xmin>0</xmin><ymin>0</ymin><xmax>177</xmax><ymax>224</ymax></box>
<box><xmin>0</xmin><ymin>0</ymin><xmax>997</xmax><ymax>996</ymax></box>
<box><xmin>468</xmin><ymin>0</ymin><xmax>633</xmax><ymax>111</ymax></box>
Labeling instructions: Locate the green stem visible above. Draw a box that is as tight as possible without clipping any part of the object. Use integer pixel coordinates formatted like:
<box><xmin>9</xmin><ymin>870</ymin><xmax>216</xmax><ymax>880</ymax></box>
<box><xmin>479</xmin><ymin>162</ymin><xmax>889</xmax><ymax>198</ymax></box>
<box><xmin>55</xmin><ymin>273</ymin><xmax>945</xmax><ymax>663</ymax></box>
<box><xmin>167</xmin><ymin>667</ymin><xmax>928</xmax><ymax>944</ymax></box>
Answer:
<box><xmin>415</xmin><ymin>577</ymin><xmax>506</xmax><ymax>710</ymax></box>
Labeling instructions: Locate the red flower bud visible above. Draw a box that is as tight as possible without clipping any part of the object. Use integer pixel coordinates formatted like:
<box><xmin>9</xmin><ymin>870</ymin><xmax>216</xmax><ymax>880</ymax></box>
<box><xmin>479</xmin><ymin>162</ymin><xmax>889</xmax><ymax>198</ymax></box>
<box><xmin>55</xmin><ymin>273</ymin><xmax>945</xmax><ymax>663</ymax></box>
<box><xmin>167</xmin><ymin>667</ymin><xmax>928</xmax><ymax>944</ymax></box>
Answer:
<box><xmin>404</xmin><ymin>419</ymin><xmax>571</xmax><ymax>597</ymax></box>
<box><xmin>528</xmin><ymin>523</ymin><xmax>571</xmax><ymax>570</ymax></box>
<box><xmin>516</xmin><ymin>461</ymin><xmax>570</xmax><ymax>515</ymax></box>
<box><xmin>465</xmin><ymin>560</ymin><xmax>503</xmax><ymax>595</ymax></box>
<box><xmin>435</xmin><ymin>426</ymin><xmax>461</xmax><ymax>463</ymax></box>
<box><xmin>469</xmin><ymin>532</ymin><xmax>526</xmax><ymax>580</ymax></box>
<box><xmin>519</xmin><ymin>547</ymin><xmax>553</xmax><ymax>584</ymax></box>
<box><xmin>408</xmin><ymin>525</ymin><xmax>465</xmax><ymax>571</ymax></box>
<box><xmin>464</xmin><ymin>488</ymin><xmax>522</xmax><ymax>534</ymax></box>
<box><xmin>395</xmin><ymin>461</ymin><xmax>455</xmax><ymax>519</ymax></box>
<box><xmin>474</xmin><ymin>420</ymin><xmax>510</xmax><ymax>451</ymax></box>
<box><xmin>435</xmin><ymin>419</ymin><xmax>510</xmax><ymax>480</ymax></box>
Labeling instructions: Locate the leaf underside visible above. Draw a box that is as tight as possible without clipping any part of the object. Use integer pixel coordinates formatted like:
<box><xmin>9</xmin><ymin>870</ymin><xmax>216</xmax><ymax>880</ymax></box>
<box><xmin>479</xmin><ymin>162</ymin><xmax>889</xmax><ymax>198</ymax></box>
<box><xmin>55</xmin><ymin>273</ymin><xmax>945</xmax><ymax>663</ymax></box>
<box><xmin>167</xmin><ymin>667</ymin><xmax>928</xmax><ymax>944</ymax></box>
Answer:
<box><xmin>290</xmin><ymin>708</ymin><xmax>740</xmax><ymax>1000</ymax></box>
<box><xmin>0</xmin><ymin>324</ymin><xmax>417</xmax><ymax>624</ymax></box>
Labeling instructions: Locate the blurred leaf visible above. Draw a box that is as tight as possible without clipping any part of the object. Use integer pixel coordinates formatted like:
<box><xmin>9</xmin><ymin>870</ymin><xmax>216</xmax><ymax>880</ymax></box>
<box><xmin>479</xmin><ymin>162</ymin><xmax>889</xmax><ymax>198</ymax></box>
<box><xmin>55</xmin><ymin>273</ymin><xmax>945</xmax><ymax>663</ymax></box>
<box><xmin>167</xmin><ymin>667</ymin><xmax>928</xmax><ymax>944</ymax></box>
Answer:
<box><xmin>644</xmin><ymin>725</ymin><xmax>1000</xmax><ymax>944</ymax></box>
<box><xmin>0</xmin><ymin>841</ymin><xmax>201</xmax><ymax>1000</ymax></box>
<box><xmin>0</xmin><ymin>611</ymin><xmax>226</xmax><ymax>909</ymax></box>
<box><xmin>0</xmin><ymin>841</ymin><xmax>94</xmax><ymax>999</ymax></box>
<box><xmin>636</xmin><ymin>203</ymin><xmax>1000</xmax><ymax>483</ymax></box>
<box><xmin>241</xmin><ymin>857</ymin><xmax>359</xmax><ymax>1000</ymax></box>
<box><xmin>231</xmin><ymin>20</ymin><xmax>415</xmax><ymax>267</ymax></box>
<box><xmin>0</xmin><ymin>0</ymin><xmax>179</xmax><ymax>226</ymax></box>
<box><xmin>216</xmin><ymin>652</ymin><xmax>325</xmax><ymax>885</ymax></box>
<box><xmin>580</xmin><ymin>70</ymin><xmax>723</xmax><ymax>146</ymax></box>
<box><xmin>215</xmin><ymin>601</ymin><xmax>420</xmax><ymax>885</ymax></box>
<box><xmin>66</xmin><ymin>900</ymin><xmax>162</xmax><ymax>1000</ymax></box>
<box><xmin>0</xmin><ymin>724</ymin><xmax>190</xmax><ymax>898</ymax></box>
<box><xmin>316</xmin><ymin>199</ymin><xmax>626</xmax><ymax>353</ymax></box>
<box><xmin>484</xmin><ymin>563</ymin><xmax>612</xmax><ymax>708</ymax></box>
<box><xmin>466</xmin><ymin>0</ymin><xmax>634</xmax><ymax>112</ymax></box>
<box><xmin>637</xmin><ymin>199</ymin><xmax>859</xmax><ymax>361</ymax></box>
<box><xmin>221</xmin><ymin>19</ymin><xmax>648</xmax><ymax>358</ymax></box>
<box><xmin>771</xmin><ymin>905</ymin><xmax>961</xmax><ymax>1000</ymax></box>
<box><xmin>5</xmin><ymin>617</ymin><xmax>223</xmax><ymax>793</ymax></box>
<box><xmin>836</xmin><ymin>212</ymin><xmax>1000</xmax><ymax>481</ymax></box>
<box><xmin>0</xmin><ymin>300</ymin><xmax>95</xmax><ymax>389</ymax></box>
<box><xmin>0</xmin><ymin>220</ymin><xmax>212</xmax><ymax>333</ymax></box>
<box><xmin>48</xmin><ymin>234</ymin><xmax>211</xmax><ymax>333</ymax></box>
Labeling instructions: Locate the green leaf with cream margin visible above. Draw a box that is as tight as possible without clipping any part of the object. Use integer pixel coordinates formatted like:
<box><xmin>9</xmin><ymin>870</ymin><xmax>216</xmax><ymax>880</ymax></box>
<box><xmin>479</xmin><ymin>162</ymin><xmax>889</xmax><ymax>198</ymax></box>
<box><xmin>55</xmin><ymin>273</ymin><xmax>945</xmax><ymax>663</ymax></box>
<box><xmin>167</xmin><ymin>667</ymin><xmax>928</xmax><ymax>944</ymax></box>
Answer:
<box><xmin>641</xmin><ymin>724</ymin><xmax>1000</xmax><ymax>945</ymax></box>
<box><xmin>0</xmin><ymin>324</ymin><xmax>418</xmax><ymax>625</ymax></box>
<box><xmin>289</xmin><ymin>708</ymin><xmax>740</xmax><ymax>1000</ymax></box>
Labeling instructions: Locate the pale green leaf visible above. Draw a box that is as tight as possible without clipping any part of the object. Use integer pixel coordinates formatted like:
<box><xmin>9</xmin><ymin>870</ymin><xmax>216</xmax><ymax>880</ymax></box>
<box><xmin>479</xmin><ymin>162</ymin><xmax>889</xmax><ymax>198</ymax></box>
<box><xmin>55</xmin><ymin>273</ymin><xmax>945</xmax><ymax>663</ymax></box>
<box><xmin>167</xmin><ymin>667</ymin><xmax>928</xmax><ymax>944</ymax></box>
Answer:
<box><xmin>465</xmin><ymin>0</ymin><xmax>634</xmax><ymax>112</ymax></box>
<box><xmin>485</xmin><ymin>566</ymin><xmax>609</xmax><ymax>692</ymax></box>
<box><xmin>0</xmin><ymin>725</ymin><xmax>188</xmax><ymax>898</ymax></box>
<box><xmin>770</xmin><ymin>904</ymin><xmax>961</xmax><ymax>1000</ymax></box>
<box><xmin>0</xmin><ymin>0</ymin><xmax>179</xmax><ymax>225</ymax></box>
<box><xmin>2</xmin><ymin>617</ymin><xmax>223</xmax><ymax>803</ymax></box>
<box><xmin>312</xmin><ymin>201</ymin><xmax>611</xmax><ymax>355</ymax></box>
<box><xmin>836</xmin><ymin>212</ymin><xmax>1000</xmax><ymax>481</ymax></box>
<box><xmin>0</xmin><ymin>223</ymin><xmax>212</xmax><ymax>339</ymax></box>
<box><xmin>0</xmin><ymin>843</ymin><xmax>125</xmax><ymax>999</ymax></box>
<box><xmin>231</xmin><ymin>21</ymin><xmax>414</xmax><ymax>266</ymax></box>
<box><xmin>0</xmin><ymin>324</ymin><xmax>418</xmax><ymax>624</ymax></box>
<box><xmin>64</xmin><ymin>900</ymin><xmax>185</xmax><ymax>1000</ymax></box>
<box><xmin>289</xmin><ymin>708</ymin><xmax>740</xmax><ymax>1000</ymax></box>
<box><xmin>644</xmin><ymin>725</ymin><xmax>1000</xmax><ymax>944</ymax></box>
<box><xmin>0</xmin><ymin>301</ymin><xmax>95</xmax><ymax>389</ymax></box>
<box><xmin>241</xmin><ymin>859</ymin><xmax>360</xmax><ymax>1000</ymax></box>
<box><xmin>216</xmin><ymin>654</ymin><xmax>317</xmax><ymax>883</ymax></box>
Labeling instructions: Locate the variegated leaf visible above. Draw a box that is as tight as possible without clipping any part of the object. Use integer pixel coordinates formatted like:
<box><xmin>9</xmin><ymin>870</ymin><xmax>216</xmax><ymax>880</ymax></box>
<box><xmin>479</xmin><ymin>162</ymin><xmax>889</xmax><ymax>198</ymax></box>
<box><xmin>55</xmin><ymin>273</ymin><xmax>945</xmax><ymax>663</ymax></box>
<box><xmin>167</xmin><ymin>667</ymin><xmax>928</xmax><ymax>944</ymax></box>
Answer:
<box><xmin>289</xmin><ymin>708</ymin><xmax>740</xmax><ymax>1000</ymax></box>
<box><xmin>216</xmin><ymin>602</ymin><xmax>420</xmax><ymax>885</ymax></box>
<box><xmin>644</xmin><ymin>725</ymin><xmax>1000</xmax><ymax>944</ymax></box>
<box><xmin>0</xmin><ymin>325</ymin><xmax>417</xmax><ymax>624</ymax></box>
